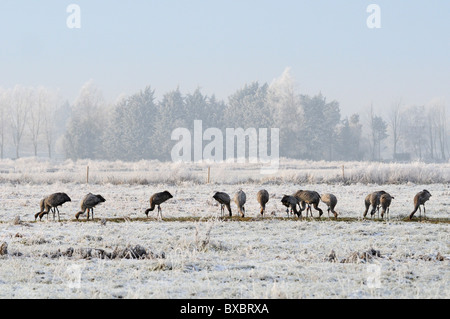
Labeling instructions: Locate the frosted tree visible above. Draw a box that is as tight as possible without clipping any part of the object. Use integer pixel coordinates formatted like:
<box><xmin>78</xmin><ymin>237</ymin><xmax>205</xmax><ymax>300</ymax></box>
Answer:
<box><xmin>322</xmin><ymin>99</ymin><xmax>341</xmax><ymax>160</ymax></box>
<box><xmin>372</xmin><ymin>116</ymin><xmax>388</xmax><ymax>161</ymax></box>
<box><xmin>268</xmin><ymin>68</ymin><xmax>299</xmax><ymax>123</ymax></box>
<box><xmin>267</xmin><ymin>68</ymin><xmax>303</xmax><ymax>158</ymax></box>
<box><xmin>206</xmin><ymin>94</ymin><xmax>226</xmax><ymax>129</ymax></box>
<box><xmin>64</xmin><ymin>80</ymin><xmax>105</xmax><ymax>160</ymax></box>
<box><xmin>349</xmin><ymin>114</ymin><xmax>363</xmax><ymax>159</ymax></box>
<box><xmin>389</xmin><ymin>99</ymin><xmax>404</xmax><ymax>160</ymax></box>
<box><xmin>41</xmin><ymin>90</ymin><xmax>60</xmax><ymax>158</ymax></box>
<box><xmin>225</xmin><ymin>82</ymin><xmax>270</xmax><ymax>129</ymax></box>
<box><xmin>8</xmin><ymin>85</ymin><xmax>32</xmax><ymax>158</ymax></box>
<box><xmin>185</xmin><ymin>88</ymin><xmax>225</xmax><ymax>129</ymax></box>
<box><xmin>185</xmin><ymin>88</ymin><xmax>208</xmax><ymax>125</ymax></box>
<box><xmin>367</xmin><ymin>106</ymin><xmax>388</xmax><ymax>161</ymax></box>
<box><xmin>427</xmin><ymin>100</ymin><xmax>448</xmax><ymax>161</ymax></box>
<box><xmin>223</xmin><ymin>82</ymin><xmax>271</xmax><ymax>161</ymax></box>
<box><xmin>103</xmin><ymin>87</ymin><xmax>157</xmax><ymax>161</ymax></box>
<box><xmin>335</xmin><ymin>114</ymin><xmax>362</xmax><ymax>160</ymax></box>
<box><xmin>267</xmin><ymin>68</ymin><xmax>342</xmax><ymax>160</ymax></box>
<box><xmin>28</xmin><ymin>87</ymin><xmax>45</xmax><ymax>156</ymax></box>
<box><xmin>401</xmin><ymin>105</ymin><xmax>427</xmax><ymax>160</ymax></box>
<box><xmin>153</xmin><ymin>87</ymin><xmax>186</xmax><ymax>161</ymax></box>
<box><xmin>399</xmin><ymin>102</ymin><xmax>448</xmax><ymax>162</ymax></box>
<box><xmin>300</xmin><ymin>93</ymin><xmax>341</xmax><ymax>160</ymax></box>
<box><xmin>435</xmin><ymin>104</ymin><xmax>448</xmax><ymax>161</ymax></box>
<box><xmin>51</xmin><ymin>101</ymin><xmax>72</xmax><ymax>158</ymax></box>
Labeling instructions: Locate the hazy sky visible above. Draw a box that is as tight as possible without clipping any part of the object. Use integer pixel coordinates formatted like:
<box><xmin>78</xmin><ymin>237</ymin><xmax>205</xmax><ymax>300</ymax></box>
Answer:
<box><xmin>0</xmin><ymin>0</ymin><xmax>449</xmax><ymax>116</ymax></box>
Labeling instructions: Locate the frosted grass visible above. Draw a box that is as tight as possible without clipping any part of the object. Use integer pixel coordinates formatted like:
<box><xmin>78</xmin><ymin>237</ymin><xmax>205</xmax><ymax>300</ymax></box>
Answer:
<box><xmin>0</xmin><ymin>157</ymin><xmax>449</xmax><ymax>185</ymax></box>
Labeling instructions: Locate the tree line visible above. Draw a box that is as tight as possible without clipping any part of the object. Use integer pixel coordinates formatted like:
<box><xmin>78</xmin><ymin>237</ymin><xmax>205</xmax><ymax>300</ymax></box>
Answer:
<box><xmin>0</xmin><ymin>70</ymin><xmax>448</xmax><ymax>162</ymax></box>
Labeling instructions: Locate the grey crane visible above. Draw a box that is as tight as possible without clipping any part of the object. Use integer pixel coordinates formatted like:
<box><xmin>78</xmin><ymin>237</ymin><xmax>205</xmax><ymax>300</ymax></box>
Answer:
<box><xmin>257</xmin><ymin>189</ymin><xmax>269</xmax><ymax>217</ymax></box>
<box><xmin>363</xmin><ymin>191</ymin><xmax>387</xmax><ymax>218</ymax></box>
<box><xmin>35</xmin><ymin>192</ymin><xmax>72</xmax><ymax>222</ymax></box>
<box><xmin>213</xmin><ymin>192</ymin><xmax>232</xmax><ymax>217</ymax></box>
<box><xmin>75</xmin><ymin>193</ymin><xmax>106</xmax><ymax>220</ymax></box>
<box><xmin>144</xmin><ymin>191</ymin><xmax>173</xmax><ymax>220</ymax></box>
<box><xmin>281</xmin><ymin>195</ymin><xmax>301</xmax><ymax>218</ymax></box>
<box><xmin>409</xmin><ymin>190</ymin><xmax>432</xmax><ymax>220</ymax></box>
<box><xmin>234</xmin><ymin>190</ymin><xmax>246</xmax><ymax>217</ymax></box>
<box><xmin>321</xmin><ymin>193</ymin><xmax>338</xmax><ymax>219</ymax></box>
<box><xmin>294</xmin><ymin>190</ymin><xmax>323</xmax><ymax>218</ymax></box>
<box><xmin>380</xmin><ymin>193</ymin><xmax>394</xmax><ymax>219</ymax></box>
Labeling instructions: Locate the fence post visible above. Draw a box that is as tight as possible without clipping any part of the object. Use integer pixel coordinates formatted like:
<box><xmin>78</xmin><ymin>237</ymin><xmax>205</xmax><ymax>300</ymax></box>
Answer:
<box><xmin>207</xmin><ymin>166</ymin><xmax>210</xmax><ymax>184</ymax></box>
<box><xmin>86</xmin><ymin>166</ymin><xmax>89</xmax><ymax>184</ymax></box>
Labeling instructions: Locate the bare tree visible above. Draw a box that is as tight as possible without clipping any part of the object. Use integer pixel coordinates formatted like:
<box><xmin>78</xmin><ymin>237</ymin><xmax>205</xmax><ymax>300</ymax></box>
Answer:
<box><xmin>368</xmin><ymin>105</ymin><xmax>376</xmax><ymax>160</ymax></box>
<box><xmin>41</xmin><ymin>90</ymin><xmax>59</xmax><ymax>158</ymax></box>
<box><xmin>438</xmin><ymin>107</ymin><xmax>449</xmax><ymax>161</ymax></box>
<box><xmin>401</xmin><ymin>105</ymin><xmax>427</xmax><ymax>160</ymax></box>
<box><xmin>28</xmin><ymin>87</ymin><xmax>45</xmax><ymax>156</ymax></box>
<box><xmin>422</xmin><ymin>100</ymin><xmax>448</xmax><ymax>162</ymax></box>
<box><xmin>8</xmin><ymin>86</ymin><xmax>32</xmax><ymax>159</ymax></box>
<box><xmin>43</xmin><ymin>105</ymin><xmax>54</xmax><ymax>158</ymax></box>
<box><xmin>432</xmin><ymin>102</ymin><xmax>448</xmax><ymax>161</ymax></box>
<box><xmin>389</xmin><ymin>99</ymin><xmax>403</xmax><ymax>159</ymax></box>
<box><xmin>427</xmin><ymin>107</ymin><xmax>437</xmax><ymax>160</ymax></box>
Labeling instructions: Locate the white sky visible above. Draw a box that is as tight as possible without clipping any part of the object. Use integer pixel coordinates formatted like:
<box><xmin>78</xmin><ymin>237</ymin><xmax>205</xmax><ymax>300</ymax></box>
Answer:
<box><xmin>0</xmin><ymin>0</ymin><xmax>449</xmax><ymax>116</ymax></box>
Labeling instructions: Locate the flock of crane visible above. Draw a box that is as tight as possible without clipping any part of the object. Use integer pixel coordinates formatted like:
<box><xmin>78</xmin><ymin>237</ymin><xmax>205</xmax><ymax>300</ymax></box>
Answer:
<box><xmin>33</xmin><ymin>188</ymin><xmax>432</xmax><ymax>222</ymax></box>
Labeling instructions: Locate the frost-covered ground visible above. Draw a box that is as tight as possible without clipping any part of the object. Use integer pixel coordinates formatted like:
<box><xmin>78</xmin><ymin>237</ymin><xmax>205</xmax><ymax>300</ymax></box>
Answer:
<box><xmin>0</xmin><ymin>216</ymin><xmax>448</xmax><ymax>299</ymax></box>
<box><xmin>0</xmin><ymin>158</ymin><xmax>449</xmax><ymax>299</ymax></box>
<box><xmin>1</xmin><ymin>181</ymin><xmax>448</xmax><ymax>221</ymax></box>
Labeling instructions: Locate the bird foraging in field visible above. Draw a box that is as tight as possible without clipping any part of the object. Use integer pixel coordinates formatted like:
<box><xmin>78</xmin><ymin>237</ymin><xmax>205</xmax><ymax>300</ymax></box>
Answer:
<box><xmin>35</xmin><ymin>192</ymin><xmax>72</xmax><ymax>222</ymax></box>
<box><xmin>144</xmin><ymin>191</ymin><xmax>173</xmax><ymax>220</ymax></box>
<box><xmin>75</xmin><ymin>193</ymin><xmax>106</xmax><ymax>220</ymax></box>
<box><xmin>257</xmin><ymin>189</ymin><xmax>269</xmax><ymax>217</ymax></box>
<box><xmin>294</xmin><ymin>190</ymin><xmax>323</xmax><ymax>218</ymax></box>
<box><xmin>363</xmin><ymin>191</ymin><xmax>387</xmax><ymax>218</ymax></box>
<box><xmin>281</xmin><ymin>195</ymin><xmax>301</xmax><ymax>218</ymax></box>
<box><xmin>234</xmin><ymin>190</ymin><xmax>246</xmax><ymax>217</ymax></box>
<box><xmin>380</xmin><ymin>193</ymin><xmax>394</xmax><ymax>219</ymax></box>
<box><xmin>409</xmin><ymin>190</ymin><xmax>431</xmax><ymax>220</ymax></box>
<box><xmin>321</xmin><ymin>193</ymin><xmax>338</xmax><ymax>219</ymax></box>
<box><xmin>213</xmin><ymin>192</ymin><xmax>232</xmax><ymax>217</ymax></box>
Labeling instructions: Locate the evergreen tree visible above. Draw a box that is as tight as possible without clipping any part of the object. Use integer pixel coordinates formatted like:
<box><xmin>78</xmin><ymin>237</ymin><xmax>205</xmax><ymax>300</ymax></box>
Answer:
<box><xmin>300</xmin><ymin>93</ymin><xmax>340</xmax><ymax>160</ymax></box>
<box><xmin>335</xmin><ymin>114</ymin><xmax>362</xmax><ymax>160</ymax></box>
<box><xmin>184</xmin><ymin>89</ymin><xmax>226</xmax><ymax>129</ymax></box>
<box><xmin>153</xmin><ymin>87</ymin><xmax>186</xmax><ymax>161</ymax></box>
<box><xmin>103</xmin><ymin>87</ymin><xmax>156</xmax><ymax>161</ymax></box>
<box><xmin>64</xmin><ymin>80</ymin><xmax>105</xmax><ymax>160</ymax></box>
<box><xmin>224</xmin><ymin>82</ymin><xmax>270</xmax><ymax>129</ymax></box>
<box><xmin>370</xmin><ymin>114</ymin><xmax>388</xmax><ymax>160</ymax></box>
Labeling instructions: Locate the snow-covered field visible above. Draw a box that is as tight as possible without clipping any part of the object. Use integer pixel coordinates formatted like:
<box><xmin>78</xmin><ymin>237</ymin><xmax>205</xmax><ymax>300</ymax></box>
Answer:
<box><xmin>0</xmin><ymin>158</ymin><xmax>449</xmax><ymax>299</ymax></box>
